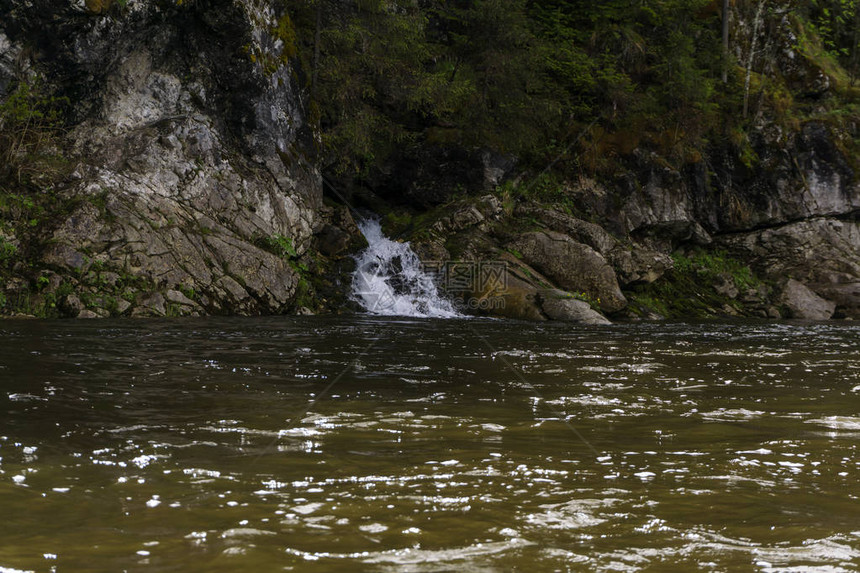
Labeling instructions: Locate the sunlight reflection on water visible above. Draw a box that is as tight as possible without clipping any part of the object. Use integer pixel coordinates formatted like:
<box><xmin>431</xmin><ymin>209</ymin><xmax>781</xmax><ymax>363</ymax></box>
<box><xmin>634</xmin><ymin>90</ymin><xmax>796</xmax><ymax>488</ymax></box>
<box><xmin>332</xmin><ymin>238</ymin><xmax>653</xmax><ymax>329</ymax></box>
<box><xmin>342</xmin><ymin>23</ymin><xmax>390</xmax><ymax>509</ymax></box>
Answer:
<box><xmin>0</xmin><ymin>317</ymin><xmax>858</xmax><ymax>571</ymax></box>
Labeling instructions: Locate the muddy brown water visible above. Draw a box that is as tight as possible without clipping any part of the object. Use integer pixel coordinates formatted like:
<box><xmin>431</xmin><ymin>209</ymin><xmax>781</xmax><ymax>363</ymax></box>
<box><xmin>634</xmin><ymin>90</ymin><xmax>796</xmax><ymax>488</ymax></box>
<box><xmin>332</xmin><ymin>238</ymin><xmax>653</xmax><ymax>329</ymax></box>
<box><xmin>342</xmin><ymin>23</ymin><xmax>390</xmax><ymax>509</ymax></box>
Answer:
<box><xmin>0</xmin><ymin>317</ymin><xmax>858</xmax><ymax>571</ymax></box>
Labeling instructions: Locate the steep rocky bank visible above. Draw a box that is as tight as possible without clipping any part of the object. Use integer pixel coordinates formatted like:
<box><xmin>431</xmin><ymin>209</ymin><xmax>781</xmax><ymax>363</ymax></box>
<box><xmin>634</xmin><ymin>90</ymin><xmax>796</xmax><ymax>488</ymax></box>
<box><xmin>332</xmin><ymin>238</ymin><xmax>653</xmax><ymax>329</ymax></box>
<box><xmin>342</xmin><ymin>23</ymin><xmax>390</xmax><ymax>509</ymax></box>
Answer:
<box><xmin>380</xmin><ymin>116</ymin><xmax>860</xmax><ymax>322</ymax></box>
<box><xmin>1</xmin><ymin>0</ymin><xmax>360</xmax><ymax>318</ymax></box>
<box><xmin>1</xmin><ymin>0</ymin><xmax>858</xmax><ymax>322</ymax></box>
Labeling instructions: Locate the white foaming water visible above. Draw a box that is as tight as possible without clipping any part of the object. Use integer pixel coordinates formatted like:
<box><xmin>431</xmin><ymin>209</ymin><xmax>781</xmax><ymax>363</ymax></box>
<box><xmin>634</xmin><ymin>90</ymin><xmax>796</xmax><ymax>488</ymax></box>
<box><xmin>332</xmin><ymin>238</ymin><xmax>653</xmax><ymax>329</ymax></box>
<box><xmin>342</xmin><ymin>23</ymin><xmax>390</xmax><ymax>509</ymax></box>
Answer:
<box><xmin>351</xmin><ymin>219</ymin><xmax>461</xmax><ymax>318</ymax></box>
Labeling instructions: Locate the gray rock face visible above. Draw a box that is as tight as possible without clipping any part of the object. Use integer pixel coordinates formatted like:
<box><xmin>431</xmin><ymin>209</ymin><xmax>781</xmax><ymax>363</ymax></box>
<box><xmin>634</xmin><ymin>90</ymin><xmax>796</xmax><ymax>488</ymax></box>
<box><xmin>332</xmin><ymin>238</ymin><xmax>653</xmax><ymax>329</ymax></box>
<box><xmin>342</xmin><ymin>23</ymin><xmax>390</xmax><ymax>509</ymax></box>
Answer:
<box><xmin>509</xmin><ymin>231</ymin><xmax>627</xmax><ymax>313</ymax></box>
<box><xmin>718</xmin><ymin>217</ymin><xmax>860</xmax><ymax>318</ymax></box>
<box><xmin>2</xmin><ymin>0</ymin><xmax>323</xmax><ymax>316</ymax></box>
<box><xmin>538</xmin><ymin>289</ymin><xmax>611</xmax><ymax>325</ymax></box>
<box><xmin>430</xmin><ymin>195</ymin><xmax>503</xmax><ymax>236</ymax></box>
<box><xmin>779</xmin><ymin>279</ymin><xmax>836</xmax><ymax>320</ymax></box>
<box><xmin>607</xmin><ymin>248</ymin><xmax>673</xmax><ymax>287</ymax></box>
<box><xmin>518</xmin><ymin>205</ymin><xmax>672</xmax><ymax>287</ymax></box>
<box><xmin>719</xmin><ymin>218</ymin><xmax>860</xmax><ymax>281</ymax></box>
<box><xmin>519</xmin><ymin>205</ymin><xmax>619</xmax><ymax>255</ymax></box>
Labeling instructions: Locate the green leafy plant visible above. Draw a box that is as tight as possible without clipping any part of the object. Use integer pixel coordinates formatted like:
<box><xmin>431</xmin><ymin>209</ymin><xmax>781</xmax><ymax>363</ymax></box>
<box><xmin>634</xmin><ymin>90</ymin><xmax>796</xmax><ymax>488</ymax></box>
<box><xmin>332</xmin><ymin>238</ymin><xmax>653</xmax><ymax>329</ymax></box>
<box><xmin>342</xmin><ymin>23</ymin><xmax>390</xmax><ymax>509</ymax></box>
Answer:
<box><xmin>0</xmin><ymin>238</ymin><xmax>17</xmax><ymax>267</ymax></box>
<box><xmin>0</xmin><ymin>79</ymin><xmax>68</xmax><ymax>186</ymax></box>
<box><xmin>262</xmin><ymin>234</ymin><xmax>299</xmax><ymax>259</ymax></box>
<box><xmin>673</xmin><ymin>249</ymin><xmax>761</xmax><ymax>291</ymax></box>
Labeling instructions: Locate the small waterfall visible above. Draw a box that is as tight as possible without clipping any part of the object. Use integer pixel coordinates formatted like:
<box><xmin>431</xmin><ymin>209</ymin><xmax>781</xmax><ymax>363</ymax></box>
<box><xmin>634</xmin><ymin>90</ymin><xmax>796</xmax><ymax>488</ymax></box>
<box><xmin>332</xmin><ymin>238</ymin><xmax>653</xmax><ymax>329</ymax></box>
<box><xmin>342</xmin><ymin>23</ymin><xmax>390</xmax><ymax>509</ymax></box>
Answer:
<box><xmin>351</xmin><ymin>219</ymin><xmax>462</xmax><ymax>318</ymax></box>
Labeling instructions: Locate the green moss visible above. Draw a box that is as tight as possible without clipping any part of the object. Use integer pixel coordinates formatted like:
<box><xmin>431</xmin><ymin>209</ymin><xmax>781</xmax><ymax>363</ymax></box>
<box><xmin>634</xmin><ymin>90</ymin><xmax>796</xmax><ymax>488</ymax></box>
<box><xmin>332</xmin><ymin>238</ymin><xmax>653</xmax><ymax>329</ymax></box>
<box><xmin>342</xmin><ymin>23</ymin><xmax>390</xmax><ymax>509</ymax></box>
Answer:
<box><xmin>673</xmin><ymin>249</ymin><xmax>761</xmax><ymax>291</ymax></box>
<box><xmin>626</xmin><ymin>248</ymin><xmax>764</xmax><ymax>319</ymax></box>
<box><xmin>505</xmin><ymin>247</ymin><xmax>522</xmax><ymax>259</ymax></box>
<box><xmin>292</xmin><ymin>277</ymin><xmax>313</xmax><ymax>310</ymax></box>
<box><xmin>382</xmin><ymin>211</ymin><xmax>414</xmax><ymax>236</ymax></box>
<box><xmin>165</xmin><ymin>302</ymin><xmax>183</xmax><ymax>318</ymax></box>
<box><xmin>273</xmin><ymin>13</ymin><xmax>298</xmax><ymax>63</ymax></box>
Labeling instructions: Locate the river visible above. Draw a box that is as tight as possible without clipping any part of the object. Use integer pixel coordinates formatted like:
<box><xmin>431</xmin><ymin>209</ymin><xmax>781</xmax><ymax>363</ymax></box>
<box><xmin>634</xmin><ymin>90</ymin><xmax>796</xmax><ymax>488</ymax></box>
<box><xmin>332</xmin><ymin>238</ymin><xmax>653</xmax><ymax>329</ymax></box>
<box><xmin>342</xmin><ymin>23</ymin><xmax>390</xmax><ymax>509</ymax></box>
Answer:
<box><xmin>0</xmin><ymin>317</ymin><xmax>858</xmax><ymax>571</ymax></box>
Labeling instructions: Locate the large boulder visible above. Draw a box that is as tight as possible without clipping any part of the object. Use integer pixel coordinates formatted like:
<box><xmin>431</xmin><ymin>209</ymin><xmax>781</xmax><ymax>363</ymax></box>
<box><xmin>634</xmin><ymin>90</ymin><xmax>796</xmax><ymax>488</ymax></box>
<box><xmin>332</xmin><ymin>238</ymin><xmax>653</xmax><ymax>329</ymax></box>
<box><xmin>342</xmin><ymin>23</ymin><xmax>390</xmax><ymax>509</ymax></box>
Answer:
<box><xmin>475</xmin><ymin>271</ymin><xmax>546</xmax><ymax>322</ymax></box>
<box><xmin>508</xmin><ymin>231</ymin><xmax>627</xmax><ymax>313</ymax></box>
<box><xmin>810</xmin><ymin>282</ymin><xmax>860</xmax><ymax>319</ymax></box>
<box><xmin>779</xmin><ymin>279</ymin><xmax>836</xmax><ymax>320</ymax></box>
<box><xmin>537</xmin><ymin>289</ymin><xmax>611</xmax><ymax>325</ymax></box>
<box><xmin>518</xmin><ymin>205</ymin><xmax>673</xmax><ymax>286</ymax></box>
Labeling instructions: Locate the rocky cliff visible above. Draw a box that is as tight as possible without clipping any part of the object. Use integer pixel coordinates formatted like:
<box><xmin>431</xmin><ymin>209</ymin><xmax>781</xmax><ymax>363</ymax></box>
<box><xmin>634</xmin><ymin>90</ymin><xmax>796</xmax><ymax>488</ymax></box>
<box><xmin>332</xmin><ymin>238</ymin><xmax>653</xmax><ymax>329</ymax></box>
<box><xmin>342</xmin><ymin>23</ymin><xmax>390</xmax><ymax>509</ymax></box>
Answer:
<box><xmin>1</xmin><ymin>0</ymin><xmax>858</xmax><ymax>322</ymax></box>
<box><xmin>0</xmin><ymin>0</ymin><xmax>351</xmax><ymax>317</ymax></box>
<box><xmin>363</xmin><ymin>7</ymin><xmax>860</xmax><ymax>323</ymax></box>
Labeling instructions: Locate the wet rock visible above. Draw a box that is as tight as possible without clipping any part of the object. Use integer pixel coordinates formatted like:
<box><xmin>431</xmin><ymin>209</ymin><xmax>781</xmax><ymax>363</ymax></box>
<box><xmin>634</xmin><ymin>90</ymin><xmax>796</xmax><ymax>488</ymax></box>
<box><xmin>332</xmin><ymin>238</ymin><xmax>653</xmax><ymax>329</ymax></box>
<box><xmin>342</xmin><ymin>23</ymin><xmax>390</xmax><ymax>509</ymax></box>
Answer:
<box><xmin>720</xmin><ymin>303</ymin><xmax>740</xmax><ymax>317</ymax></box>
<box><xmin>808</xmin><ymin>282</ymin><xmax>860</xmax><ymax>319</ymax></box>
<box><xmin>136</xmin><ymin>292</ymin><xmax>166</xmax><ymax>317</ymax></box>
<box><xmin>315</xmin><ymin>204</ymin><xmax>363</xmax><ymax>257</ymax></box>
<box><xmin>779</xmin><ymin>279</ymin><xmax>836</xmax><ymax>320</ymax></box>
<box><xmin>477</xmin><ymin>271</ymin><xmax>545</xmax><ymax>322</ymax></box>
<box><xmin>60</xmin><ymin>294</ymin><xmax>84</xmax><ymax>317</ymax></box>
<box><xmin>217</xmin><ymin>276</ymin><xmax>250</xmax><ymax>305</ymax></box>
<box><xmin>315</xmin><ymin>224</ymin><xmax>353</xmax><ymax>257</ymax></box>
<box><xmin>165</xmin><ymin>289</ymin><xmax>197</xmax><ymax>307</ymax></box>
<box><xmin>538</xmin><ymin>289</ymin><xmax>611</xmax><ymax>325</ymax></box>
<box><xmin>116</xmin><ymin>299</ymin><xmax>132</xmax><ymax>315</ymax></box>
<box><xmin>508</xmin><ymin>231</ymin><xmax>627</xmax><ymax>313</ymax></box>
<box><xmin>714</xmin><ymin>274</ymin><xmax>739</xmax><ymax>299</ymax></box>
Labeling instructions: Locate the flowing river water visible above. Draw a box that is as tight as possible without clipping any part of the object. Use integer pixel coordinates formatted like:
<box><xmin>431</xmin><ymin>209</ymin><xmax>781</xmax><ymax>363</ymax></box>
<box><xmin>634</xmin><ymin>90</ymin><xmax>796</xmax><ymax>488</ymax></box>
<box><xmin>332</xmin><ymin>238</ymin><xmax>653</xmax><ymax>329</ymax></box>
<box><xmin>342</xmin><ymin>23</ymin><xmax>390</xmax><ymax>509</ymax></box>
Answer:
<box><xmin>0</xmin><ymin>317</ymin><xmax>859</xmax><ymax>572</ymax></box>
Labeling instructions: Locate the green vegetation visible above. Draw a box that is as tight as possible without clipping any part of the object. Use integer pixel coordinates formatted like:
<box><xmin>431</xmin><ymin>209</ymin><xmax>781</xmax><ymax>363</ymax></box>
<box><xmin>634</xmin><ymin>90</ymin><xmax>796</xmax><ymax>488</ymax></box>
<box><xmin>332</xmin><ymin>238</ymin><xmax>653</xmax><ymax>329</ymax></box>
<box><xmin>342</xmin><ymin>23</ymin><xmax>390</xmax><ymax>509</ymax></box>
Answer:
<box><xmin>627</xmin><ymin>248</ymin><xmax>766</xmax><ymax>319</ymax></box>
<box><xmin>282</xmin><ymin>0</ymin><xmax>860</xmax><ymax>191</ymax></box>
<box><xmin>287</xmin><ymin>0</ymin><xmax>724</xmax><ymax>177</ymax></box>
<box><xmin>0</xmin><ymin>238</ymin><xmax>17</xmax><ymax>268</ymax></box>
<box><xmin>382</xmin><ymin>211</ymin><xmax>413</xmax><ymax>237</ymax></box>
<box><xmin>0</xmin><ymin>77</ymin><xmax>82</xmax><ymax>317</ymax></box>
<box><xmin>0</xmin><ymin>79</ymin><xmax>68</xmax><ymax>188</ymax></box>
<box><xmin>672</xmin><ymin>249</ymin><xmax>761</xmax><ymax>292</ymax></box>
<box><xmin>0</xmin><ymin>77</ymin><xmax>73</xmax><ymax>238</ymax></box>
<box><xmin>807</xmin><ymin>0</ymin><xmax>860</xmax><ymax>83</ymax></box>
<box><xmin>260</xmin><ymin>234</ymin><xmax>299</xmax><ymax>260</ymax></box>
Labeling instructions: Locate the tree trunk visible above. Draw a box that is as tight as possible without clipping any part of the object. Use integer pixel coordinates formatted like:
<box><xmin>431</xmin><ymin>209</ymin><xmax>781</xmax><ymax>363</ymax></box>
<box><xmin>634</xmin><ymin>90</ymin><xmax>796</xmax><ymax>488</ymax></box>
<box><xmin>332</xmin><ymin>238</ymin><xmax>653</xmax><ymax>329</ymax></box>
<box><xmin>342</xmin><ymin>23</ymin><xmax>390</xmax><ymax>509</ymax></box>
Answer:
<box><xmin>311</xmin><ymin>3</ymin><xmax>321</xmax><ymax>97</ymax></box>
<box><xmin>743</xmin><ymin>1</ymin><xmax>765</xmax><ymax>119</ymax></box>
<box><xmin>722</xmin><ymin>0</ymin><xmax>730</xmax><ymax>83</ymax></box>
<box><xmin>851</xmin><ymin>1</ymin><xmax>860</xmax><ymax>85</ymax></box>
